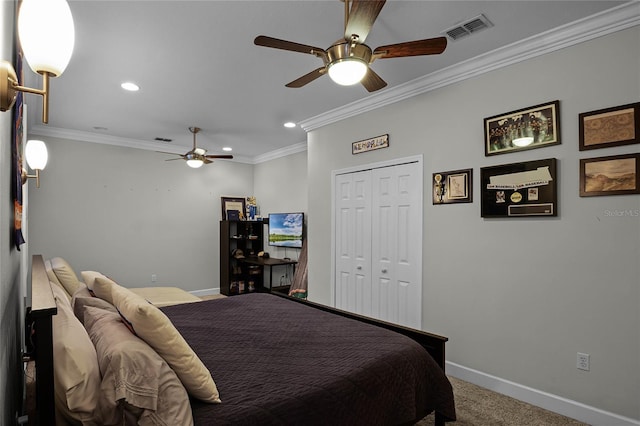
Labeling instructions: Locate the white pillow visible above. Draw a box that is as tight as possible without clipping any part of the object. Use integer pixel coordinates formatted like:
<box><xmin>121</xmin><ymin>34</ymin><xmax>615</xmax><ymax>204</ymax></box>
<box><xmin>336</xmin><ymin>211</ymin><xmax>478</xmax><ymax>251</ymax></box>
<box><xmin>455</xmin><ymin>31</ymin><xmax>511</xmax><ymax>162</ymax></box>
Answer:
<box><xmin>80</xmin><ymin>270</ymin><xmax>106</xmax><ymax>292</ymax></box>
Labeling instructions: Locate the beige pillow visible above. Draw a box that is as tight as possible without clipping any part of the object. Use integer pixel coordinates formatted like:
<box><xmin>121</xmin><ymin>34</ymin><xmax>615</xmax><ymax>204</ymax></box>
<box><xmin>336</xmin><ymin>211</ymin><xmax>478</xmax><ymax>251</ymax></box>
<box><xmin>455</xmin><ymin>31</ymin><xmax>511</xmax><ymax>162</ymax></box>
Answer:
<box><xmin>84</xmin><ymin>307</ymin><xmax>194</xmax><ymax>425</ymax></box>
<box><xmin>50</xmin><ymin>280</ymin><xmax>72</xmax><ymax>311</ymax></box>
<box><xmin>98</xmin><ymin>277</ymin><xmax>220</xmax><ymax>403</ymax></box>
<box><xmin>92</xmin><ymin>275</ymin><xmax>118</xmax><ymax>305</ymax></box>
<box><xmin>50</xmin><ymin>257</ymin><xmax>83</xmax><ymax>298</ymax></box>
<box><xmin>80</xmin><ymin>270</ymin><xmax>106</xmax><ymax>292</ymax></box>
<box><xmin>72</xmin><ymin>293</ymin><xmax>118</xmax><ymax>325</ymax></box>
<box><xmin>45</xmin><ymin>259</ymin><xmax>63</xmax><ymax>287</ymax></box>
<box><xmin>50</xmin><ymin>282</ymin><xmax>101</xmax><ymax>424</ymax></box>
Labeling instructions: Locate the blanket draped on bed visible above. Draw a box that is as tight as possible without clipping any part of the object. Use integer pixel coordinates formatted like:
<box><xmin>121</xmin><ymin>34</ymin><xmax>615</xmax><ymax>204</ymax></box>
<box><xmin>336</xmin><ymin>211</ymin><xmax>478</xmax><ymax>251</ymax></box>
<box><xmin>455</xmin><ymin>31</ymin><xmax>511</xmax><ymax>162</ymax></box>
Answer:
<box><xmin>161</xmin><ymin>293</ymin><xmax>456</xmax><ymax>425</ymax></box>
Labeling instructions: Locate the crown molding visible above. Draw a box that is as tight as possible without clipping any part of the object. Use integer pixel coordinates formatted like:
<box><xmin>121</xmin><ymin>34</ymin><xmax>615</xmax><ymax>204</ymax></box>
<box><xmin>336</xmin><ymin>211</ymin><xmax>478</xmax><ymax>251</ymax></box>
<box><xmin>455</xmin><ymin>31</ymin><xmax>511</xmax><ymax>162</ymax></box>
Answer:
<box><xmin>299</xmin><ymin>2</ymin><xmax>640</xmax><ymax>132</ymax></box>
<box><xmin>252</xmin><ymin>141</ymin><xmax>307</xmax><ymax>164</ymax></box>
<box><xmin>27</xmin><ymin>125</ymin><xmax>254</xmax><ymax>164</ymax></box>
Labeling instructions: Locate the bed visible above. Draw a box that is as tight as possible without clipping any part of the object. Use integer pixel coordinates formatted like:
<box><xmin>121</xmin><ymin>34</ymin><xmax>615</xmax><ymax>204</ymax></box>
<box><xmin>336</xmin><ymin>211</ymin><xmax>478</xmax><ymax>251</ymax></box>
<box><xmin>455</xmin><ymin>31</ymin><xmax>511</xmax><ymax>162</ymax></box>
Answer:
<box><xmin>29</xmin><ymin>254</ymin><xmax>456</xmax><ymax>425</ymax></box>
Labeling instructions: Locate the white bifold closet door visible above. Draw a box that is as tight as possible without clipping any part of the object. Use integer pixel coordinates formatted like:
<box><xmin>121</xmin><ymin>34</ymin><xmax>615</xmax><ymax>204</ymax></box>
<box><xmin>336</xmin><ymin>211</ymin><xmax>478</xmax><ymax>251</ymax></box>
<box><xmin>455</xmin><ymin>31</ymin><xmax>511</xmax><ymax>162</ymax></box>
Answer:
<box><xmin>334</xmin><ymin>161</ymin><xmax>422</xmax><ymax>329</ymax></box>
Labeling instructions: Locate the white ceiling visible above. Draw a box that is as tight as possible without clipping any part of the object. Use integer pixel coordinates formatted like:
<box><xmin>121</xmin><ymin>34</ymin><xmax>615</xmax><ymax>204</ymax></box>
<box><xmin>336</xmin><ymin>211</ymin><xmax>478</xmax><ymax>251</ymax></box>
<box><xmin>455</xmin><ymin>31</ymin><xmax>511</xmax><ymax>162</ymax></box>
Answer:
<box><xmin>23</xmin><ymin>1</ymin><xmax>630</xmax><ymax>163</ymax></box>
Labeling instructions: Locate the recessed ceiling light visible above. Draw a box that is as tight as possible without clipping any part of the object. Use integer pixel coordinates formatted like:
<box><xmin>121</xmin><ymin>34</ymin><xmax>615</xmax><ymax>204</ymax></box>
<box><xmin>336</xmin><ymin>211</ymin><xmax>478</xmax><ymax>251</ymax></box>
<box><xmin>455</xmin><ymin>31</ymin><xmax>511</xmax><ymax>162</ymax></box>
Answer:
<box><xmin>222</xmin><ymin>147</ymin><xmax>232</xmax><ymax>152</ymax></box>
<box><xmin>284</xmin><ymin>122</ymin><xmax>296</xmax><ymax>128</ymax></box>
<box><xmin>121</xmin><ymin>82</ymin><xmax>139</xmax><ymax>91</ymax></box>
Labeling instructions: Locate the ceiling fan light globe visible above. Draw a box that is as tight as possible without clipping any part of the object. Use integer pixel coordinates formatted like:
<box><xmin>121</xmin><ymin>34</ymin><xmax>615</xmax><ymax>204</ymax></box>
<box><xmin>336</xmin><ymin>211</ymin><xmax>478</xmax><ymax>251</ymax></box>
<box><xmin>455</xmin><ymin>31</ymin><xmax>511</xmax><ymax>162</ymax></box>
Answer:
<box><xmin>328</xmin><ymin>58</ymin><xmax>368</xmax><ymax>86</ymax></box>
<box><xmin>186</xmin><ymin>159</ymin><xmax>204</xmax><ymax>168</ymax></box>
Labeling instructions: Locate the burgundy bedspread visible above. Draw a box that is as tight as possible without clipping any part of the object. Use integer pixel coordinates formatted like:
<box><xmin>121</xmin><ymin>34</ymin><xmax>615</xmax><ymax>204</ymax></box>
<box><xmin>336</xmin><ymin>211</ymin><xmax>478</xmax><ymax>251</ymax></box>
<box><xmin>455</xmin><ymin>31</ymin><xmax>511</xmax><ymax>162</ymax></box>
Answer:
<box><xmin>161</xmin><ymin>293</ymin><xmax>456</xmax><ymax>425</ymax></box>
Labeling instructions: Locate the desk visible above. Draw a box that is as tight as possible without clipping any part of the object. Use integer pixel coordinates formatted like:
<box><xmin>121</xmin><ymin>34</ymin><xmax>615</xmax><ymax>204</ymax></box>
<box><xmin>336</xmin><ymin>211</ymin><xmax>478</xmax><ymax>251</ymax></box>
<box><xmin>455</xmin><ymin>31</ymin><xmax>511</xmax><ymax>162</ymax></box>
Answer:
<box><xmin>243</xmin><ymin>257</ymin><xmax>297</xmax><ymax>292</ymax></box>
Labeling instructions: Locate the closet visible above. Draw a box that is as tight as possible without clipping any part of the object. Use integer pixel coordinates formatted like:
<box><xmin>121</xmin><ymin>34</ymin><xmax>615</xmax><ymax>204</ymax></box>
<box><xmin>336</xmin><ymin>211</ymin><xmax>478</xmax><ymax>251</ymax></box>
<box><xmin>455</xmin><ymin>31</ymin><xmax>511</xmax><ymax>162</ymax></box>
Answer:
<box><xmin>334</xmin><ymin>158</ymin><xmax>423</xmax><ymax>329</ymax></box>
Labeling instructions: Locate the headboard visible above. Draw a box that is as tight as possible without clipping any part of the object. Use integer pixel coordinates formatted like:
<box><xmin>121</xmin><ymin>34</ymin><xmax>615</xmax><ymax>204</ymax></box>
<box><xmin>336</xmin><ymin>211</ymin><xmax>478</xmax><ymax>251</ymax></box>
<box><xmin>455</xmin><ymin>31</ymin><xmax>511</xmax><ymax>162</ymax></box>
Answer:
<box><xmin>29</xmin><ymin>254</ymin><xmax>57</xmax><ymax>425</ymax></box>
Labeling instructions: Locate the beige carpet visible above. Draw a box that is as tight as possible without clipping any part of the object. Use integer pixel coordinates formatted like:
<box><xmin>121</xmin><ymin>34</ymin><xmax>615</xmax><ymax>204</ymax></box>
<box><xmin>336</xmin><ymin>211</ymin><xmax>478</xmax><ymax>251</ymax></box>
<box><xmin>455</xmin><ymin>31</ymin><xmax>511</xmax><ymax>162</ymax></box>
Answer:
<box><xmin>418</xmin><ymin>376</ymin><xmax>587</xmax><ymax>426</ymax></box>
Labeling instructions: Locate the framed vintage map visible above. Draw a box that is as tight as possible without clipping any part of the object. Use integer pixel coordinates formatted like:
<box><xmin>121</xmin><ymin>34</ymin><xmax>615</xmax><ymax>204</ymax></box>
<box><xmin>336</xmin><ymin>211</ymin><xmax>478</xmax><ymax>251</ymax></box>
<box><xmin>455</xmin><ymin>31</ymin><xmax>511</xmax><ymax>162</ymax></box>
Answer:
<box><xmin>579</xmin><ymin>102</ymin><xmax>640</xmax><ymax>151</ymax></box>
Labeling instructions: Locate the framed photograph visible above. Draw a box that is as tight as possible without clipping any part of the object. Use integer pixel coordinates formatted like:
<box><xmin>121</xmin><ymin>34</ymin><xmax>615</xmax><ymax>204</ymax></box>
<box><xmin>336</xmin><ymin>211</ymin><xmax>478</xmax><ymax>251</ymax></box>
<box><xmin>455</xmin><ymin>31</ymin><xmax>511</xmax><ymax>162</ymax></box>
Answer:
<box><xmin>484</xmin><ymin>100</ymin><xmax>560</xmax><ymax>156</ymax></box>
<box><xmin>480</xmin><ymin>158</ymin><xmax>557</xmax><ymax>217</ymax></box>
<box><xmin>579</xmin><ymin>102</ymin><xmax>640</xmax><ymax>151</ymax></box>
<box><xmin>221</xmin><ymin>196</ymin><xmax>246</xmax><ymax>220</ymax></box>
<box><xmin>579</xmin><ymin>153</ymin><xmax>640</xmax><ymax>197</ymax></box>
<box><xmin>432</xmin><ymin>168</ymin><xmax>473</xmax><ymax>205</ymax></box>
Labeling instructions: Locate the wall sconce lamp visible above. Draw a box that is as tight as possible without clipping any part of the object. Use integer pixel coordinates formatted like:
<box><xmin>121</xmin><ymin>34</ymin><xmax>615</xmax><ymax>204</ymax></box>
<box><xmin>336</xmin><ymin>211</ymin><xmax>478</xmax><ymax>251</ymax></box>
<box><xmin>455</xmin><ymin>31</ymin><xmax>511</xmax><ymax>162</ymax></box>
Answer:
<box><xmin>0</xmin><ymin>0</ymin><xmax>75</xmax><ymax>124</ymax></box>
<box><xmin>22</xmin><ymin>139</ymin><xmax>48</xmax><ymax>188</ymax></box>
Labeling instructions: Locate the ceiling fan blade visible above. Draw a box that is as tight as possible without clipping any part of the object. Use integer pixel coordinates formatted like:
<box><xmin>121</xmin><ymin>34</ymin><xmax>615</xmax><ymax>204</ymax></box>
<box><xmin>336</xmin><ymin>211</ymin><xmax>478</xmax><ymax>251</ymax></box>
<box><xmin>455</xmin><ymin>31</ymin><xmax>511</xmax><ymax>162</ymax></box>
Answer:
<box><xmin>254</xmin><ymin>35</ymin><xmax>325</xmax><ymax>56</ymax></box>
<box><xmin>204</xmin><ymin>154</ymin><xmax>234</xmax><ymax>159</ymax></box>
<box><xmin>203</xmin><ymin>158</ymin><xmax>213</xmax><ymax>164</ymax></box>
<box><xmin>344</xmin><ymin>0</ymin><xmax>386</xmax><ymax>43</ymax></box>
<box><xmin>156</xmin><ymin>150</ymin><xmax>183</xmax><ymax>156</ymax></box>
<box><xmin>361</xmin><ymin>67</ymin><xmax>387</xmax><ymax>92</ymax></box>
<box><xmin>164</xmin><ymin>158</ymin><xmax>185</xmax><ymax>162</ymax></box>
<box><xmin>285</xmin><ymin>67</ymin><xmax>326</xmax><ymax>88</ymax></box>
<box><xmin>373</xmin><ymin>37</ymin><xmax>447</xmax><ymax>59</ymax></box>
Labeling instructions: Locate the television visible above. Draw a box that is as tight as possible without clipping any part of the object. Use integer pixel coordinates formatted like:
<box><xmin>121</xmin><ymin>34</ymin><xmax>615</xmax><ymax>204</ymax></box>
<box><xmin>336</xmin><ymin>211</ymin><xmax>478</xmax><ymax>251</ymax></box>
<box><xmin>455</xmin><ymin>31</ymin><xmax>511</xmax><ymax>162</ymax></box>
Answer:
<box><xmin>268</xmin><ymin>212</ymin><xmax>304</xmax><ymax>248</ymax></box>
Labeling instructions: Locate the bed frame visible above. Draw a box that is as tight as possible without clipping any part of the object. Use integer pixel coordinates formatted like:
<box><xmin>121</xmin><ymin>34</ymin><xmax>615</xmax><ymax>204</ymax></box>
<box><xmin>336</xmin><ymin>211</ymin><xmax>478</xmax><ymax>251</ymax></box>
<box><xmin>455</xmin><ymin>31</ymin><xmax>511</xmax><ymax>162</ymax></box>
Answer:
<box><xmin>28</xmin><ymin>254</ymin><xmax>450</xmax><ymax>425</ymax></box>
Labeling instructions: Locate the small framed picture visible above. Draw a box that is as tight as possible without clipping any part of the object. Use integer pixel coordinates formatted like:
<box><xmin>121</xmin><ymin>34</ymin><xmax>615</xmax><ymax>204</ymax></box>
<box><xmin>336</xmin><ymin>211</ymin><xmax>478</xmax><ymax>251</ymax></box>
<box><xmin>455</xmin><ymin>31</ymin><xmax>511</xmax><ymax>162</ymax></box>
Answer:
<box><xmin>579</xmin><ymin>102</ymin><xmax>640</xmax><ymax>151</ymax></box>
<box><xmin>221</xmin><ymin>196</ymin><xmax>246</xmax><ymax>220</ymax></box>
<box><xmin>579</xmin><ymin>153</ymin><xmax>640</xmax><ymax>197</ymax></box>
<box><xmin>484</xmin><ymin>100</ymin><xmax>560</xmax><ymax>156</ymax></box>
<box><xmin>432</xmin><ymin>168</ymin><xmax>473</xmax><ymax>205</ymax></box>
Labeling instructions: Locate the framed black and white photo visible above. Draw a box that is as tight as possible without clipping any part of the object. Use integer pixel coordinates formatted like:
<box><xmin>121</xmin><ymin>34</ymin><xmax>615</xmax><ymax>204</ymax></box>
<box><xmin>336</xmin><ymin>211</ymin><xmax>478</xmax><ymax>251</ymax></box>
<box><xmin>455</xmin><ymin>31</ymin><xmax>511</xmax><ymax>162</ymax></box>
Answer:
<box><xmin>432</xmin><ymin>168</ymin><xmax>473</xmax><ymax>205</ymax></box>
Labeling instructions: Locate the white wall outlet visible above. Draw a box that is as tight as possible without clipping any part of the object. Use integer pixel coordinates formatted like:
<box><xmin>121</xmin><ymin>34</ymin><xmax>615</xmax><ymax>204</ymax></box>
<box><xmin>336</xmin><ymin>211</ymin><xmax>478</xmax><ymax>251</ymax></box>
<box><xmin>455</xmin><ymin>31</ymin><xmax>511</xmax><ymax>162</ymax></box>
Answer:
<box><xmin>151</xmin><ymin>274</ymin><xmax>157</xmax><ymax>283</ymax></box>
<box><xmin>577</xmin><ymin>352</ymin><xmax>590</xmax><ymax>371</ymax></box>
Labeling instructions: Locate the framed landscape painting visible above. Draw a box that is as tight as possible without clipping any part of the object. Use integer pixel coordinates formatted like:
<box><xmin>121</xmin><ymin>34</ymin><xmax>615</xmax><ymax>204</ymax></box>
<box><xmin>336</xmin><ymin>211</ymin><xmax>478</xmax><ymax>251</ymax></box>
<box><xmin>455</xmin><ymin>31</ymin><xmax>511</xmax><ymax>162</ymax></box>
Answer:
<box><xmin>580</xmin><ymin>153</ymin><xmax>640</xmax><ymax>197</ymax></box>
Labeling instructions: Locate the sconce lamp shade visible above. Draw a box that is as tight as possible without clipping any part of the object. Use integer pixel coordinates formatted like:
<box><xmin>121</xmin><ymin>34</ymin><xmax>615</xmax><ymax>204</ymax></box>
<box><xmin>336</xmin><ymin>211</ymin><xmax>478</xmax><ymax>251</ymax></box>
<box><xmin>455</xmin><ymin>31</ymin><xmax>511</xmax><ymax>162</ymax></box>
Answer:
<box><xmin>328</xmin><ymin>58</ymin><xmax>368</xmax><ymax>86</ymax></box>
<box><xmin>18</xmin><ymin>0</ymin><xmax>75</xmax><ymax>77</ymax></box>
<box><xmin>186</xmin><ymin>159</ymin><xmax>204</xmax><ymax>168</ymax></box>
<box><xmin>25</xmin><ymin>140</ymin><xmax>48</xmax><ymax>170</ymax></box>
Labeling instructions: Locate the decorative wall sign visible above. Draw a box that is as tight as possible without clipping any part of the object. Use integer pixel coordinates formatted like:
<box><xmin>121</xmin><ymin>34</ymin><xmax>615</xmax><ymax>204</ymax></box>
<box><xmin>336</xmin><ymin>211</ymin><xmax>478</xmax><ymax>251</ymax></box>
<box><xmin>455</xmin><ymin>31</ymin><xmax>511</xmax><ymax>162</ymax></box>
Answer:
<box><xmin>432</xmin><ymin>168</ymin><xmax>473</xmax><ymax>205</ymax></box>
<box><xmin>352</xmin><ymin>134</ymin><xmax>389</xmax><ymax>155</ymax></box>
<box><xmin>480</xmin><ymin>158</ymin><xmax>557</xmax><ymax>217</ymax></box>
<box><xmin>484</xmin><ymin>101</ymin><xmax>560</xmax><ymax>156</ymax></box>
<box><xmin>579</xmin><ymin>153</ymin><xmax>640</xmax><ymax>197</ymax></box>
<box><xmin>579</xmin><ymin>102</ymin><xmax>640</xmax><ymax>151</ymax></box>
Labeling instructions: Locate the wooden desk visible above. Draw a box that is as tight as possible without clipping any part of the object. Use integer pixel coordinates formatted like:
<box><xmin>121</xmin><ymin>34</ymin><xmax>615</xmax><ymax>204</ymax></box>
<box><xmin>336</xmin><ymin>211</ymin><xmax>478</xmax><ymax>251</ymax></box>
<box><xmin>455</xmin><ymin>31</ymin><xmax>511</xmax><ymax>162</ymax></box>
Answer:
<box><xmin>243</xmin><ymin>257</ymin><xmax>297</xmax><ymax>291</ymax></box>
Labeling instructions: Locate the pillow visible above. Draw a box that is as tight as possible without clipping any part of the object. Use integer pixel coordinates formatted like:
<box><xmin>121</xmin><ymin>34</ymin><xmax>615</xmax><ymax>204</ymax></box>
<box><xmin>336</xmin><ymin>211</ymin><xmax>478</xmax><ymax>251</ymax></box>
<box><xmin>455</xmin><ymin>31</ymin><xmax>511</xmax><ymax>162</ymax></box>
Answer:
<box><xmin>50</xmin><ymin>257</ymin><xmax>84</xmax><ymax>299</ymax></box>
<box><xmin>72</xmin><ymin>292</ymin><xmax>118</xmax><ymax>325</ymax></box>
<box><xmin>45</xmin><ymin>259</ymin><xmax>63</xmax><ymax>287</ymax></box>
<box><xmin>50</xmin><ymin>282</ymin><xmax>101</xmax><ymax>424</ymax></box>
<box><xmin>83</xmin><ymin>307</ymin><xmax>194</xmax><ymax>426</ymax></box>
<box><xmin>92</xmin><ymin>275</ymin><xmax>118</xmax><ymax>305</ymax></box>
<box><xmin>50</xmin><ymin>280</ymin><xmax>72</xmax><ymax>311</ymax></box>
<box><xmin>98</xmin><ymin>277</ymin><xmax>220</xmax><ymax>403</ymax></box>
<box><xmin>80</xmin><ymin>270</ymin><xmax>106</xmax><ymax>292</ymax></box>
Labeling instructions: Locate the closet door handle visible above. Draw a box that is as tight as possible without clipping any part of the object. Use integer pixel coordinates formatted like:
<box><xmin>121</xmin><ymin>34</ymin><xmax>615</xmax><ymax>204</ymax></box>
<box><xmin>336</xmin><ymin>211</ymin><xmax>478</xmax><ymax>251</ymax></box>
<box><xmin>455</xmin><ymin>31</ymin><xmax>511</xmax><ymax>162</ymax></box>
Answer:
<box><xmin>356</xmin><ymin>265</ymin><xmax>363</xmax><ymax>270</ymax></box>
<box><xmin>381</xmin><ymin>268</ymin><xmax>388</xmax><ymax>274</ymax></box>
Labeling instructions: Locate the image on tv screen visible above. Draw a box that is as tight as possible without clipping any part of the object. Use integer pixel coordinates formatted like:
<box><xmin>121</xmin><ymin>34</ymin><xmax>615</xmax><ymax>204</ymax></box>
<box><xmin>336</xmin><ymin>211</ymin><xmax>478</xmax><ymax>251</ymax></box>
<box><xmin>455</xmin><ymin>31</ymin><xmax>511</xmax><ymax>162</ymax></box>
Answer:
<box><xmin>268</xmin><ymin>213</ymin><xmax>304</xmax><ymax>248</ymax></box>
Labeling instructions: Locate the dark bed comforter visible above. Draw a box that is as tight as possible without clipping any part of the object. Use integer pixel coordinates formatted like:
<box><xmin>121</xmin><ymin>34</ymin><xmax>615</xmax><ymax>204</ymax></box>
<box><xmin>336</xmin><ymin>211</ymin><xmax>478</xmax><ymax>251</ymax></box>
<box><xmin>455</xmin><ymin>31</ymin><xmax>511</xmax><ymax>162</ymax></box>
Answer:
<box><xmin>161</xmin><ymin>293</ymin><xmax>456</xmax><ymax>425</ymax></box>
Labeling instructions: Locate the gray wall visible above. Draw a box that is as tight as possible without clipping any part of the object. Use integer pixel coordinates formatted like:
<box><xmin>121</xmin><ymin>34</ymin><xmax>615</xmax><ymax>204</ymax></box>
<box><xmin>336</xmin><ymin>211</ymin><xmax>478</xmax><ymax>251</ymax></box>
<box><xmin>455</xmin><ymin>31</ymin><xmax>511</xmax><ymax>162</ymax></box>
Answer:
<box><xmin>1</xmin><ymin>0</ymin><xmax>26</xmax><ymax>423</ymax></box>
<box><xmin>306</xmin><ymin>27</ymin><xmax>639</xmax><ymax>420</ymax></box>
<box><xmin>28</xmin><ymin>137</ymin><xmax>254</xmax><ymax>291</ymax></box>
<box><xmin>253</xmin><ymin>150</ymin><xmax>308</xmax><ymax>260</ymax></box>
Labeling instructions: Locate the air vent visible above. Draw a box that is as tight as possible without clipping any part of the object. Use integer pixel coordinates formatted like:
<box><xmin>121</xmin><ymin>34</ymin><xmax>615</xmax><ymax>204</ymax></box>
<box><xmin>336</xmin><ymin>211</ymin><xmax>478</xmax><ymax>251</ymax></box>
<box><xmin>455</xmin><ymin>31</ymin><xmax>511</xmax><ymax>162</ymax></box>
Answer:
<box><xmin>154</xmin><ymin>137</ymin><xmax>172</xmax><ymax>143</ymax></box>
<box><xmin>442</xmin><ymin>14</ymin><xmax>493</xmax><ymax>41</ymax></box>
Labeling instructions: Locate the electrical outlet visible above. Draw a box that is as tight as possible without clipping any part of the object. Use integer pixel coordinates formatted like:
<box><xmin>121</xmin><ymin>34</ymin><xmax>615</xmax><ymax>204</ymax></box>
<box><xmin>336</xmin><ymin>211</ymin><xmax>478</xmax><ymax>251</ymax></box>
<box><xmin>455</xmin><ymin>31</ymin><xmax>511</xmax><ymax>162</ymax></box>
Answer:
<box><xmin>151</xmin><ymin>274</ymin><xmax>157</xmax><ymax>283</ymax></box>
<box><xmin>577</xmin><ymin>352</ymin><xmax>590</xmax><ymax>371</ymax></box>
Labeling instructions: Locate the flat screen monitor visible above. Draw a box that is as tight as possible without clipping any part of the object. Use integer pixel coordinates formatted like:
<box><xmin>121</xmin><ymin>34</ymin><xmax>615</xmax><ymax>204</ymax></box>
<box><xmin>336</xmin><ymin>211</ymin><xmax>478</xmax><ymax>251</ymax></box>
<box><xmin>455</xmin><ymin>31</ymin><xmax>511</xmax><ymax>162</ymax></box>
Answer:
<box><xmin>268</xmin><ymin>212</ymin><xmax>304</xmax><ymax>248</ymax></box>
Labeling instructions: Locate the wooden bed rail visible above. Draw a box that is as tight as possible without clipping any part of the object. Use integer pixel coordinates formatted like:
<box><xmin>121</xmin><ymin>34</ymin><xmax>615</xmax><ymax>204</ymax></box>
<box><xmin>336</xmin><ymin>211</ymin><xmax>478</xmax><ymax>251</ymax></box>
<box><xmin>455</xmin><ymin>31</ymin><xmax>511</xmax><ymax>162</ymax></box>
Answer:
<box><xmin>29</xmin><ymin>254</ymin><xmax>57</xmax><ymax>425</ymax></box>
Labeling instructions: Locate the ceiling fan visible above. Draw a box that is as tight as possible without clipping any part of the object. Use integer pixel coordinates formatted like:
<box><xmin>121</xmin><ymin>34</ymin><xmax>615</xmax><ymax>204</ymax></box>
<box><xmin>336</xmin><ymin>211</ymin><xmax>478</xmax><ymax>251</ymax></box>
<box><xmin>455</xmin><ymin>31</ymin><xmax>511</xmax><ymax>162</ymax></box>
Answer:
<box><xmin>254</xmin><ymin>0</ymin><xmax>447</xmax><ymax>92</ymax></box>
<box><xmin>157</xmin><ymin>127</ymin><xmax>233</xmax><ymax>168</ymax></box>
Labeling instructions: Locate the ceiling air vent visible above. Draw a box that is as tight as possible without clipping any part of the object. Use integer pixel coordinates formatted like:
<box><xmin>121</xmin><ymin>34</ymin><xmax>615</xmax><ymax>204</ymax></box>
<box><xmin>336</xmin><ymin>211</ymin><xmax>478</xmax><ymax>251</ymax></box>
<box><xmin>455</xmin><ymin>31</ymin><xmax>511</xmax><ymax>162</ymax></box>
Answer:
<box><xmin>154</xmin><ymin>137</ymin><xmax>172</xmax><ymax>143</ymax></box>
<box><xmin>443</xmin><ymin>14</ymin><xmax>493</xmax><ymax>41</ymax></box>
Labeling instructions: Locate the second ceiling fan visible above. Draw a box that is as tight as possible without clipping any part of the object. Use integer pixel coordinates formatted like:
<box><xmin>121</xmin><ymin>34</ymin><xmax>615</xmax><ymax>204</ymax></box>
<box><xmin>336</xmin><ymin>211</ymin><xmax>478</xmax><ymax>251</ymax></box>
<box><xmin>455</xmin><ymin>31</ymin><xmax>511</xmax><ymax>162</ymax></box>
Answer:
<box><xmin>254</xmin><ymin>0</ymin><xmax>447</xmax><ymax>92</ymax></box>
<box><xmin>157</xmin><ymin>127</ymin><xmax>233</xmax><ymax>168</ymax></box>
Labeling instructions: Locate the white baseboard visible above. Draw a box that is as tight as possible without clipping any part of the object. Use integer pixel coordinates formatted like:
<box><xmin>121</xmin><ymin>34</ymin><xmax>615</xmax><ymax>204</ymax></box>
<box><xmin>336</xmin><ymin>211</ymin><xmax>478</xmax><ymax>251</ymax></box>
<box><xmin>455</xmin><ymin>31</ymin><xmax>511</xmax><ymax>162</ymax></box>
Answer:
<box><xmin>189</xmin><ymin>288</ymin><xmax>220</xmax><ymax>297</ymax></box>
<box><xmin>446</xmin><ymin>362</ymin><xmax>640</xmax><ymax>426</ymax></box>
